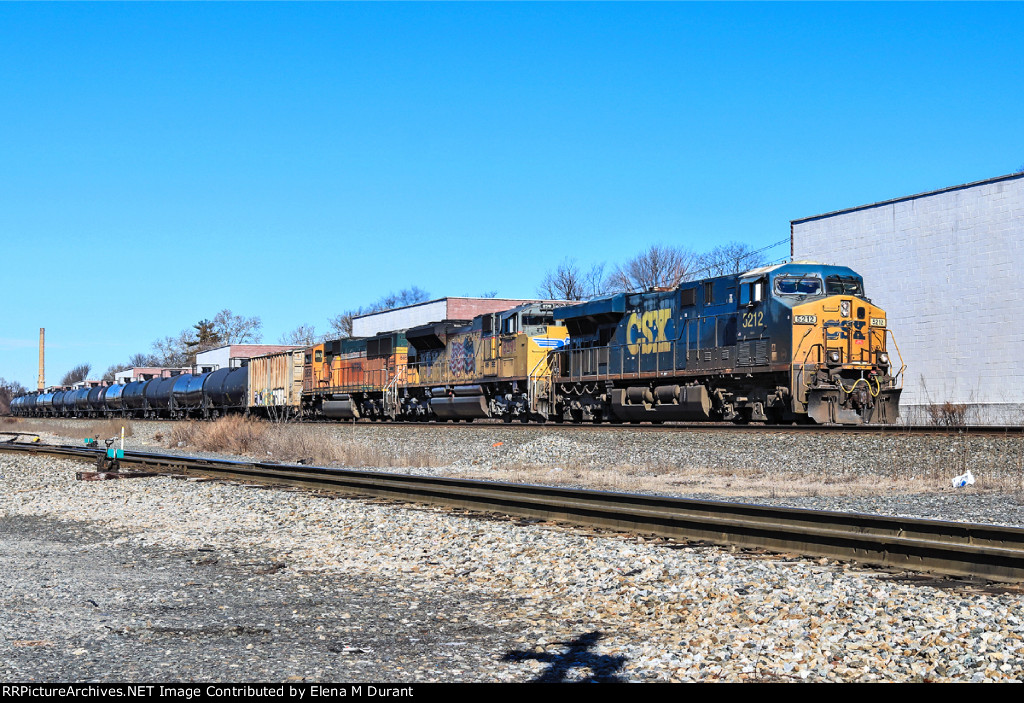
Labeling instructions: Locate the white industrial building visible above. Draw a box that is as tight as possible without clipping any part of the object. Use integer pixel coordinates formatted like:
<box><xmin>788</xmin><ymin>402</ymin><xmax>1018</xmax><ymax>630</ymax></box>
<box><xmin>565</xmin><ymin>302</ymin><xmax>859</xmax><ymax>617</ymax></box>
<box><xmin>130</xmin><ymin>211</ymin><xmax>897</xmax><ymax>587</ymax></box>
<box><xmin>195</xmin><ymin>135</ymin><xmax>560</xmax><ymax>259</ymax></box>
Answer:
<box><xmin>352</xmin><ymin>297</ymin><xmax>555</xmax><ymax>337</ymax></box>
<box><xmin>193</xmin><ymin>345</ymin><xmax>303</xmax><ymax>374</ymax></box>
<box><xmin>791</xmin><ymin>172</ymin><xmax>1024</xmax><ymax>424</ymax></box>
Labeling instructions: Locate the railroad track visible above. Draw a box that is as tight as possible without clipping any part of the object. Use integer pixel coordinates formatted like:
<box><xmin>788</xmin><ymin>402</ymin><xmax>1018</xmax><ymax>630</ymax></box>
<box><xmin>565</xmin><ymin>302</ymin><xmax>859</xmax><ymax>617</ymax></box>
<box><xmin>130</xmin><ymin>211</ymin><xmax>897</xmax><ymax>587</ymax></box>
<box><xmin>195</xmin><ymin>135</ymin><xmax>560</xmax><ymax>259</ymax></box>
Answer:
<box><xmin>3</xmin><ymin>440</ymin><xmax>1024</xmax><ymax>584</ymax></box>
<box><xmin>7</xmin><ymin>416</ymin><xmax>1024</xmax><ymax>437</ymax></box>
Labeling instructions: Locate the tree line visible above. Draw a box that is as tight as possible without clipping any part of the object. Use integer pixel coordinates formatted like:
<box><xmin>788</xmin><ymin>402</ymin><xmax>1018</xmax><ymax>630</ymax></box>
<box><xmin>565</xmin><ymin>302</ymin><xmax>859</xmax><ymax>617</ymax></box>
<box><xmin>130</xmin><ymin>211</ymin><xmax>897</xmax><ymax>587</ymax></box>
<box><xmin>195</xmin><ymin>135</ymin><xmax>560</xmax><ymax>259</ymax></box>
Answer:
<box><xmin>536</xmin><ymin>241</ymin><xmax>773</xmax><ymax>301</ymax></box>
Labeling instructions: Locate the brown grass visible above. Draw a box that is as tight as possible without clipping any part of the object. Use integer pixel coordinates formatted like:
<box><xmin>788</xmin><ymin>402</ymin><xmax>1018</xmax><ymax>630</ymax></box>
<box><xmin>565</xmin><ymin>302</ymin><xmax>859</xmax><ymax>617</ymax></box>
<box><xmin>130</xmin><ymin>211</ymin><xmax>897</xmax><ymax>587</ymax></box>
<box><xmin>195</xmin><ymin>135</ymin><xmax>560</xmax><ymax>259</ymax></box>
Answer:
<box><xmin>926</xmin><ymin>401</ymin><xmax>970</xmax><ymax>427</ymax></box>
<box><xmin>455</xmin><ymin>459</ymin><xmax>1024</xmax><ymax>498</ymax></box>
<box><xmin>6</xmin><ymin>417</ymin><xmax>133</xmax><ymax>440</ymax></box>
<box><xmin>168</xmin><ymin>416</ymin><xmax>434</xmax><ymax>468</ymax></box>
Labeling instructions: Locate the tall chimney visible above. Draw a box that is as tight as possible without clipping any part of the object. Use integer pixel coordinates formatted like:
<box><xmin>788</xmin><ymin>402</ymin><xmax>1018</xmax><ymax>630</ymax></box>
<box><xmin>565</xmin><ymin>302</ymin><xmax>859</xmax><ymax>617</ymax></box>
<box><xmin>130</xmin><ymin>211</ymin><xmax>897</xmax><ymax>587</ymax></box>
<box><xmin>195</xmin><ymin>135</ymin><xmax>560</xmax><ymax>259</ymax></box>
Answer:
<box><xmin>38</xmin><ymin>328</ymin><xmax>45</xmax><ymax>391</ymax></box>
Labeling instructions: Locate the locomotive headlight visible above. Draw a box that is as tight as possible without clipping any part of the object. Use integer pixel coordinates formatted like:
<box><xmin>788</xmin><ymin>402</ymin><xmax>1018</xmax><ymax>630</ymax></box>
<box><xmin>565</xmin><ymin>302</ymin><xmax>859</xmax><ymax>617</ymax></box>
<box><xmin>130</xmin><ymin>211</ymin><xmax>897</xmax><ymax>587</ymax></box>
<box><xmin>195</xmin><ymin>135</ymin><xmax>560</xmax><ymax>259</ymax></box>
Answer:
<box><xmin>827</xmin><ymin>350</ymin><xmax>841</xmax><ymax>364</ymax></box>
<box><xmin>840</xmin><ymin>300</ymin><xmax>851</xmax><ymax>318</ymax></box>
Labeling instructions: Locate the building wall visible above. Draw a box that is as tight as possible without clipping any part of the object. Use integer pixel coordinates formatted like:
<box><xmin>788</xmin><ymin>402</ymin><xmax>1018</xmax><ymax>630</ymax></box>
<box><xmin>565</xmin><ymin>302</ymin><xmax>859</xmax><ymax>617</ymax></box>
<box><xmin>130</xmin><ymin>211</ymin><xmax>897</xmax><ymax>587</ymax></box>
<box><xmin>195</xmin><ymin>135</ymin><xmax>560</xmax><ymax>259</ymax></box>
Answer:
<box><xmin>791</xmin><ymin>173</ymin><xmax>1024</xmax><ymax>424</ymax></box>
<box><xmin>194</xmin><ymin>345</ymin><xmax>302</xmax><ymax>373</ymax></box>
<box><xmin>351</xmin><ymin>298</ymin><xmax>546</xmax><ymax>338</ymax></box>
<box><xmin>352</xmin><ymin>300</ymin><xmax>450</xmax><ymax>338</ymax></box>
<box><xmin>195</xmin><ymin>347</ymin><xmax>231</xmax><ymax>372</ymax></box>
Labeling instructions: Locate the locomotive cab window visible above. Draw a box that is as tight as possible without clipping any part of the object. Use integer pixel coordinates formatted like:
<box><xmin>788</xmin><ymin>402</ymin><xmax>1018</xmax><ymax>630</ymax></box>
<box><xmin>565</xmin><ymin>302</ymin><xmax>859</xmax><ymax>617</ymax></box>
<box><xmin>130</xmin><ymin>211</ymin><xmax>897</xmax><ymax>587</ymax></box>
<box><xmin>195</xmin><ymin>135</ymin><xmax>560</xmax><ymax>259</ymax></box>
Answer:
<box><xmin>825</xmin><ymin>275</ymin><xmax>864</xmax><ymax>297</ymax></box>
<box><xmin>774</xmin><ymin>275</ymin><xmax>822</xmax><ymax>297</ymax></box>
<box><xmin>522</xmin><ymin>314</ymin><xmax>553</xmax><ymax>328</ymax></box>
<box><xmin>740</xmin><ymin>278</ymin><xmax>767</xmax><ymax>306</ymax></box>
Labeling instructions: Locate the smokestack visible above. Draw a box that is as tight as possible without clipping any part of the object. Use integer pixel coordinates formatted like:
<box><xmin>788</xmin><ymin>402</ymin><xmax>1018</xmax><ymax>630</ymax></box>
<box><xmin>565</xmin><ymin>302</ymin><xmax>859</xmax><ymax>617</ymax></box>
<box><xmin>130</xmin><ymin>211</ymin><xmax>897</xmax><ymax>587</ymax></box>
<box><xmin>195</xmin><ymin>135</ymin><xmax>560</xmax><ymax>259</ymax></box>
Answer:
<box><xmin>38</xmin><ymin>328</ymin><xmax>45</xmax><ymax>391</ymax></box>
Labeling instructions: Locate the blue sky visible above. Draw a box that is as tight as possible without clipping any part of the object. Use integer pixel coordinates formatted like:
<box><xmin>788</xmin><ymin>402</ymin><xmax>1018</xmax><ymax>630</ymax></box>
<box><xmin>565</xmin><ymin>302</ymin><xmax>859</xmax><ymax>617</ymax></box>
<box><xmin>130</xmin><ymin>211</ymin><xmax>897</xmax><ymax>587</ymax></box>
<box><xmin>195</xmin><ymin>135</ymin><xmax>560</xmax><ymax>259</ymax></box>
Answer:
<box><xmin>2</xmin><ymin>2</ymin><xmax>1022</xmax><ymax>387</ymax></box>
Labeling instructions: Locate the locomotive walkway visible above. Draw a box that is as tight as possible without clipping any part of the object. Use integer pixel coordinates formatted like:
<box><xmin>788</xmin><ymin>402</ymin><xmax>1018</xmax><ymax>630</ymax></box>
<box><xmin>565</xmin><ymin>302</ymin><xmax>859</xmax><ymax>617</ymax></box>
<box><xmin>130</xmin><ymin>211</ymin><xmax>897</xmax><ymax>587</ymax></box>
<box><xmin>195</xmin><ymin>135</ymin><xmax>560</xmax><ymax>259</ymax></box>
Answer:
<box><xmin>3</xmin><ymin>441</ymin><xmax>1024</xmax><ymax>584</ymax></box>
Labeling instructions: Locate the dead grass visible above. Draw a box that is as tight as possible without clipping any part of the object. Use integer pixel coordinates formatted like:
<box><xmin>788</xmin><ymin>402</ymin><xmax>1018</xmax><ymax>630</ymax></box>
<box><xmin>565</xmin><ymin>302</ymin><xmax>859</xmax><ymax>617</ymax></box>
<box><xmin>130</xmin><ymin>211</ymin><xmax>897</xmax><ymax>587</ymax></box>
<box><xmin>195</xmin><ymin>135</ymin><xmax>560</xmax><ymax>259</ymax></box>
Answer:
<box><xmin>926</xmin><ymin>401</ymin><xmax>970</xmax><ymax>427</ymax></box>
<box><xmin>7</xmin><ymin>417</ymin><xmax>133</xmax><ymax>441</ymax></box>
<box><xmin>168</xmin><ymin>416</ymin><xmax>434</xmax><ymax>468</ymax></box>
<box><xmin>453</xmin><ymin>461</ymin><xmax>1024</xmax><ymax>498</ymax></box>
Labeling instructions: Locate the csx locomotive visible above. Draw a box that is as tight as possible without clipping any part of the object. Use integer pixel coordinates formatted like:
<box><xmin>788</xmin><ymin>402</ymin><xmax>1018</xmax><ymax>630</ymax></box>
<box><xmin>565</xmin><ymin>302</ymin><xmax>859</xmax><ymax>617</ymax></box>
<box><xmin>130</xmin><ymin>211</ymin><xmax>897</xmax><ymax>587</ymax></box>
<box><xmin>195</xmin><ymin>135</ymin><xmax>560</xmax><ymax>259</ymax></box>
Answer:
<box><xmin>552</xmin><ymin>261</ymin><xmax>902</xmax><ymax>425</ymax></box>
<box><xmin>11</xmin><ymin>261</ymin><xmax>903</xmax><ymax>425</ymax></box>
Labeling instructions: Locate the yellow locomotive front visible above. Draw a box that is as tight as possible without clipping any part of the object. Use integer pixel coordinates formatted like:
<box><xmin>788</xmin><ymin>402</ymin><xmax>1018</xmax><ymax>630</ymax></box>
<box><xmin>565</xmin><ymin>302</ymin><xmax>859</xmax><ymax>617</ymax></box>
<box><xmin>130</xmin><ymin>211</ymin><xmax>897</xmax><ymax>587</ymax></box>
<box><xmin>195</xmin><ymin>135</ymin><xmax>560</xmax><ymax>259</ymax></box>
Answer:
<box><xmin>786</xmin><ymin>268</ymin><xmax>903</xmax><ymax>424</ymax></box>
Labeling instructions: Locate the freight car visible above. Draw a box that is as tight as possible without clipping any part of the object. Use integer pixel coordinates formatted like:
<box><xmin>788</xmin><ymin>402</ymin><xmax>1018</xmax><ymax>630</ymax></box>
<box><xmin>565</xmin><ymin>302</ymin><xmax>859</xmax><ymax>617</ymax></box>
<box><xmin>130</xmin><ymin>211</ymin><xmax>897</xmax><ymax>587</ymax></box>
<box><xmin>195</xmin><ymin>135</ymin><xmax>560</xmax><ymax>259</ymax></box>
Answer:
<box><xmin>14</xmin><ymin>368</ymin><xmax>250</xmax><ymax>420</ymax></box>
<box><xmin>9</xmin><ymin>261</ymin><xmax>902</xmax><ymax>425</ymax></box>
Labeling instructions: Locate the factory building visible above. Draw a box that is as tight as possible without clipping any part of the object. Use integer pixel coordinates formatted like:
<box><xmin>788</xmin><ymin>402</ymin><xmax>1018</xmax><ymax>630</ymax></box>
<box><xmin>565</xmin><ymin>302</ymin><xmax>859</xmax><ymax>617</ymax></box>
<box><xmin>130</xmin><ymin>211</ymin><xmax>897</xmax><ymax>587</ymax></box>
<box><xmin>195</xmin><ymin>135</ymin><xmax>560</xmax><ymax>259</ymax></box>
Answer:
<box><xmin>791</xmin><ymin>172</ymin><xmax>1024</xmax><ymax>424</ymax></box>
<box><xmin>352</xmin><ymin>297</ymin><xmax>557</xmax><ymax>338</ymax></box>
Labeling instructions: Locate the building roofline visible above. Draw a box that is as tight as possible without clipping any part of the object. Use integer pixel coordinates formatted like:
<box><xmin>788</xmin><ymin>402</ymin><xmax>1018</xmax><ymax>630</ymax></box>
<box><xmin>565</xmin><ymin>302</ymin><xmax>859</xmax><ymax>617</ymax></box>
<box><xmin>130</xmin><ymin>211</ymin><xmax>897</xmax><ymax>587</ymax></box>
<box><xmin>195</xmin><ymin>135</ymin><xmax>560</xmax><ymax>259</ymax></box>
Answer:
<box><xmin>790</xmin><ymin>171</ymin><xmax>1024</xmax><ymax>226</ymax></box>
<box><xmin>351</xmin><ymin>297</ymin><xmax>561</xmax><ymax>320</ymax></box>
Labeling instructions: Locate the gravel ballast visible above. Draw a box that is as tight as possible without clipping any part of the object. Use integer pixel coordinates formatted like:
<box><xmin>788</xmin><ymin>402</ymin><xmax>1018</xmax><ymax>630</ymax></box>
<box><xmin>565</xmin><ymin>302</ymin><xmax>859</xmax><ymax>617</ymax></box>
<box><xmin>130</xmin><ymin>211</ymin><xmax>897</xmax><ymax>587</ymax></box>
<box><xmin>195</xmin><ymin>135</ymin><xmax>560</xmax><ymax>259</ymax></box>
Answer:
<box><xmin>3</xmin><ymin>438</ymin><xmax>1024</xmax><ymax>682</ymax></box>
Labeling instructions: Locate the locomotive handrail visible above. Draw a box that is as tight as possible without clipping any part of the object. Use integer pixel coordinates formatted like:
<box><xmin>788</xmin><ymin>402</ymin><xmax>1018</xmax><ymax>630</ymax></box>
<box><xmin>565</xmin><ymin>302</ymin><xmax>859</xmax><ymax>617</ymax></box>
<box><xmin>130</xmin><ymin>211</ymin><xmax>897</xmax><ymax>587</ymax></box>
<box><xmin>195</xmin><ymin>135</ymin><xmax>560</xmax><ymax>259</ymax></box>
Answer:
<box><xmin>886</xmin><ymin>329</ymin><xmax>906</xmax><ymax>389</ymax></box>
<box><xmin>799</xmin><ymin>342</ymin><xmax>825</xmax><ymax>391</ymax></box>
<box><xmin>526</xmin><ymin>349</ymin><xmax>557</xmax><ymax>415</ymax></box>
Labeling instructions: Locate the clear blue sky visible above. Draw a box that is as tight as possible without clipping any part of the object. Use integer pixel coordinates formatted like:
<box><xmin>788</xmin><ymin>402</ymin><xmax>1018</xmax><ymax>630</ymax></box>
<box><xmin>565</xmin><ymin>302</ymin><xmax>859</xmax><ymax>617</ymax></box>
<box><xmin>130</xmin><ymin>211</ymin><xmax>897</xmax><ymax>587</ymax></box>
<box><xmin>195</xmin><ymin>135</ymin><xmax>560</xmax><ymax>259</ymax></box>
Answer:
<box><xmin>2</xmin><ymin>2</ymin><xmax>1021</xmax><ymax>387</ymax></box>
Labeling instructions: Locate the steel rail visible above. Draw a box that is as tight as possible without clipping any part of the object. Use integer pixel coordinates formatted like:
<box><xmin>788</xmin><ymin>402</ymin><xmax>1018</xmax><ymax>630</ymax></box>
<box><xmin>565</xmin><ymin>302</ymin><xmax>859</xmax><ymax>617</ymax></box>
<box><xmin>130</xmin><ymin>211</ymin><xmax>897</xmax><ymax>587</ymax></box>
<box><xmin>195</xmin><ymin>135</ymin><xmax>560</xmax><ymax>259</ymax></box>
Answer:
<box><xmin>9</xmin><ymin>416</ymin><xmax>1024</xmax><ymax>436</ymax></box>
<box><xmin>4</xmin><ymin>442</ymin><xmax>1024</xmax><ymax>583</ymax></box>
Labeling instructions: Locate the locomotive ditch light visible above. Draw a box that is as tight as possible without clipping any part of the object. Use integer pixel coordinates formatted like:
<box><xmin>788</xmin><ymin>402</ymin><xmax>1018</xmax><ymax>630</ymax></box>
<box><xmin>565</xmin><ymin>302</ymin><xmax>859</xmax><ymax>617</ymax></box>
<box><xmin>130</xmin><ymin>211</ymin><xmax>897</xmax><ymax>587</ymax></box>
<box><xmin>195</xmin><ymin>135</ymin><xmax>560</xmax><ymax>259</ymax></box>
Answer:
<box><xmin>877</xmin><ymin>352</ymin><xmax>890</xmax><ymax>366</ymax></box>
<box><xmin>827</xmin><ymin>350</ymin><xmax>841</xmax><ymax>364</ymax></box>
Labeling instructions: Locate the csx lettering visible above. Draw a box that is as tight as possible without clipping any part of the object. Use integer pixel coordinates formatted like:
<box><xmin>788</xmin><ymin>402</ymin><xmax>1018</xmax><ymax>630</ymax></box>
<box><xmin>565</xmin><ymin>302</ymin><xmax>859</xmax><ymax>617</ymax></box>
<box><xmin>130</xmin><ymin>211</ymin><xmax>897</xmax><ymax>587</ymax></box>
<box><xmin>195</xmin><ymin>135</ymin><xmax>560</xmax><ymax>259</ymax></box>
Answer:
<box><xmin>627</xmin><ymin>309</ymin><xmax>672</xmax><ymax>355</ymax></box>
<box><xmin>824</xmin><ymin>320</ymin><xmax>866</xmax><ymax>341</ymax></box>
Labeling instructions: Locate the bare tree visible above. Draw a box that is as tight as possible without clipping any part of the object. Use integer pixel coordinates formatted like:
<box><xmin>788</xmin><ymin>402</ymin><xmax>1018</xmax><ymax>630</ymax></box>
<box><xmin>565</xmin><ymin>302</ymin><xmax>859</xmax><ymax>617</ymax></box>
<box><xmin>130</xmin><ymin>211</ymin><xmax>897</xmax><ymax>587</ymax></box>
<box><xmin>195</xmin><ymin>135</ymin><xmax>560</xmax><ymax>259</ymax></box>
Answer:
<box><xmin>151</xmin><ymin>331</ymin><xmax>192</xmax><ymax>367</ymax></box>
<box><xmin>605</xmin><ymin>244</ymin><xmax>697</xmax><ymax>292</ymax></box>
<box><xmin>537</xmin><ymin>259</ymin><xmax>607</xmax><ymax>300</ymax></box>
<box><xmin>374</xmin><ymin>287</ymin><xmax>430</xmax><ymax>310</ymax></box>
<box><xmin>147</xmin><ymin>310</ymin><xmax>262</xmax><ymax>367</ymax></box>
<box><xmin>280</xmin><ymin>324</ymin><xmax>319</xmax><ymax>346</ymax></box>
<box><xmin>327</xmin><ymin>309</ymin><xmax>362</xmax><ymax>338</ymax></box>
<box><xmin>60</xmin><ymin>363</ymin><xmax>92</xmax><ymax>386</ymax></box>
<box><xmin>0</xmin><ymin>377</ymin><xmax>28</xmax><ymax>415</ymax></box>
<box><xmin>102</xmin><ymin>363</ymin><xmax>132</xmax><ymax>383</ymax></box>
<box><xmin>128</xmin><ymin>352</ymin><xmax>161</xmax><ymax>367</ymax></box>
<box><xmin>694</xmin><ymin>242</ymin><xmax>768</xmax><ymax>278</ymax></box>
<box><xmin>327</xmin><ymin>287</ymin><xmax>431</xmax><ymax>339</ymax></box>
<box><xmin>212</xmin><ymin>309</ymin><xmax>262</xmax><ymax>344</ymax></box>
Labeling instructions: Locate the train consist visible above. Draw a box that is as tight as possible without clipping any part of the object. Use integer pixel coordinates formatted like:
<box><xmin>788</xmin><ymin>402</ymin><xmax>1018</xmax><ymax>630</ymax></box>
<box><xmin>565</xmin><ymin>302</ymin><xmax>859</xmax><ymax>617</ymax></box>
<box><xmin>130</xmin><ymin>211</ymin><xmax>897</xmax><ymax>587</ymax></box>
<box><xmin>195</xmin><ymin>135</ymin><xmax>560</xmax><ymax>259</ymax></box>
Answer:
<box><xmin>10</xmin><ymin>262</ymin><xmax>904</xmax><ymax>425</ymax></box>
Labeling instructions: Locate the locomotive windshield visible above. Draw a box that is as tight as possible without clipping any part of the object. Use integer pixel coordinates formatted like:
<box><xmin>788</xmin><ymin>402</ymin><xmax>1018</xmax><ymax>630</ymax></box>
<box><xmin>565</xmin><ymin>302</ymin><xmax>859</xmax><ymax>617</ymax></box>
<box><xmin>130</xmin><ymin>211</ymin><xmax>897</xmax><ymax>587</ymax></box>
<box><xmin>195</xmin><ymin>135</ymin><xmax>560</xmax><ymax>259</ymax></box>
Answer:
<box><xmin>774</xmin><ymin>275</ymin><xmax>822</xmax><ymax>297</ymax></box>
<box><xmin>825</xmin><ymin>275</ymin><xmax>864</xmax><ymax>296</ymax></box>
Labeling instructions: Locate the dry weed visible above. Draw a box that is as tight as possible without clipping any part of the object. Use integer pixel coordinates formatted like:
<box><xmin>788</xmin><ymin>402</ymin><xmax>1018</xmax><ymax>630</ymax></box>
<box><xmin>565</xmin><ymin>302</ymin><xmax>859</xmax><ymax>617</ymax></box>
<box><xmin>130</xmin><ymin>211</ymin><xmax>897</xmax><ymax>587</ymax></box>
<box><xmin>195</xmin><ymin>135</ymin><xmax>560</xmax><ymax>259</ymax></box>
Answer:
<box><xmin>927</xmin><ymin>401</ymin><xmax>969</xmax><ymax>427</ymax></box>
<box><xmin>96</xmin><ymin>418</ymin><xmax>134</xmax><ymax>440</ymax></box>
<box><xmin>167</xmin><ymin>416</ymin><xmax>432</xmax><ymax>468</ymax></box>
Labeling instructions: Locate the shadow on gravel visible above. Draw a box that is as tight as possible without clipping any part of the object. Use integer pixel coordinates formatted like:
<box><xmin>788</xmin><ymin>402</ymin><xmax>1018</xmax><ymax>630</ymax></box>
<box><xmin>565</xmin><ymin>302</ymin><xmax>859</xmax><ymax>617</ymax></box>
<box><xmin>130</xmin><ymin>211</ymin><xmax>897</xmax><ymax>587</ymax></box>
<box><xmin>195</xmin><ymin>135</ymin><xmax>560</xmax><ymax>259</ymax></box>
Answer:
<box><xmin>502</xmin><ymin>631</ymin><xmax>626</xmax><ymax>682</ymax></box>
